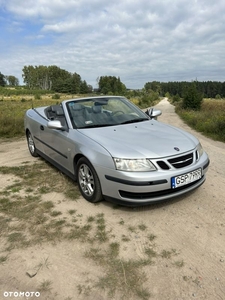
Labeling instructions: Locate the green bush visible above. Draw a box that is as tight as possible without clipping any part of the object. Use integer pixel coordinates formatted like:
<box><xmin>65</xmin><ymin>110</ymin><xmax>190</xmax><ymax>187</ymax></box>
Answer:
<box><xmin>139</xmin><ymin>91</ymin><xmax>159</xmax><ymax>108</ymax></box>
<box><xmin>52</xmin><ymin>93</ymin><xmax>60</xmax><ymax>100</ymax></box>
<box><xmin>182</xmin><ymin>83</ymin><xmax>203</xmax><ymax>110</ymax></box>
<box><xmin>165</xmin><ymin>92</ymin><xmax>170</xmax><ymax>99</ymax></box>
<box><xmin>172</xmin><ymin>94</ymin><xmax>180</xmax><ymax>103</ymax></box>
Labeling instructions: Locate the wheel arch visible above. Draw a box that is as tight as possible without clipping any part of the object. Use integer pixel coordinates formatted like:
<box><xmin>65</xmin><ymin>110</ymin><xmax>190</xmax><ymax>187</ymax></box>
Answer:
<box><xmin>73</xmin><ymin>153</ymin><xmax>85</xmax><ymax>173</ymax></box>
<box><xmin>72</xmin><ymin>144</ymin><xmax>113</xmax><ymax>175</ymax></box>
<box><xmin>25</xmin><ymin>128</ymin><xmax>30</xmax><ymax>136</ymax></box>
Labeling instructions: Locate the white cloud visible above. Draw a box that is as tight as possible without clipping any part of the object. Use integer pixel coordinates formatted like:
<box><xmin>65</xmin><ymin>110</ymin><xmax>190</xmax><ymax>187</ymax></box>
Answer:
<box><xmin>0</xmin><ymin>0</ymin><xmax>225</xmax><ymax>88</ymax></box>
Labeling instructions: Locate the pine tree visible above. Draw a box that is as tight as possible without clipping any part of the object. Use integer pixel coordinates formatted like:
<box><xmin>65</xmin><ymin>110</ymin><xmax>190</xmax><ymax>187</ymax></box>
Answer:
<box><xmin>182</xmin><ymin>82</ymin><xmax>203</xmax><ymax>110</ymax></box>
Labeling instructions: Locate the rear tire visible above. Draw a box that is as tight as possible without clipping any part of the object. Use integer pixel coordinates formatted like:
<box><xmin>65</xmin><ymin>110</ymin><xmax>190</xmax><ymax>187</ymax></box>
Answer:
<box><xmin>77</xmin><ymin>157</ymin><xmax>103</xmax><ymax>203</ymax></box>
<box><xmin>26</xmin><ymin>131</ymin><xmax>39</xmax><ymax>157</ymax></box>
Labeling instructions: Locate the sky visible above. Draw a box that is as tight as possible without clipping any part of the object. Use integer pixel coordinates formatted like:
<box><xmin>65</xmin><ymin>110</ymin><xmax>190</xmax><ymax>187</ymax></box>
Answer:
<box><xmin>0</xmin><ymin>0</ymin><xmax>225</xmax><ymax>89</ymax></box>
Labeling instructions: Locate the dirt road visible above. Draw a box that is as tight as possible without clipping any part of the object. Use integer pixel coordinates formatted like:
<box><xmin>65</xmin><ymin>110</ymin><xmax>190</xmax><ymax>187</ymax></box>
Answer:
<box><xmin>0</xmin><ymin>98</ymin><xmax>225</xmax><ymax>300</ymax></box>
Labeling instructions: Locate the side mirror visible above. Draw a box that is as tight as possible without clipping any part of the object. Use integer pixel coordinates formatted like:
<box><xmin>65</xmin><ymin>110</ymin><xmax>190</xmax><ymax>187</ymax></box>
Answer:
<box><xmin>145</xmin><ymin>108</ymin><xmax>162</xmax><ymax>120</ymax></box>
<box><xmin>47</xmin><ymin>120</ymin><xmax>66</xmax><ymax>131</ymax></box>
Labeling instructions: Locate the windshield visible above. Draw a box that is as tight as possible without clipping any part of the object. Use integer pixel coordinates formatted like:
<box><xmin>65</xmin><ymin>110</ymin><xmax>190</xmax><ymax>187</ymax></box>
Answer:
<box><xmin>66</xmin><ymin>97</ymin><xmax>149</xmax><ymax>129</ymax></box>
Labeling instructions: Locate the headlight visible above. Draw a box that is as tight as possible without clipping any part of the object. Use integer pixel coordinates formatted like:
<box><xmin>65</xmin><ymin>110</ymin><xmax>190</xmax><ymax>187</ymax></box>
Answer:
<box><xmin>113</xmin><ymin>158</ymin><xmax>156</xmax><ymax>172</ymax></box>
<box><xmin>196</xmin><ymin>143</ymin><xmax>204</xmax><ymax>160</ymax></box>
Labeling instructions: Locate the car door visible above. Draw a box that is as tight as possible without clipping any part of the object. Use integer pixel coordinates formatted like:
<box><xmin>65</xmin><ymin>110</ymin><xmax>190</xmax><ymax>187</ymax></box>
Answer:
<box><xmin>40</xmin><ymin>125</ymin><xmax>74</xmax><ymax>172</ymax></box>
<box><xmin>38</xmin><ymin>106</ymin><xmax>74</xmax><ymax>174</ymax></box>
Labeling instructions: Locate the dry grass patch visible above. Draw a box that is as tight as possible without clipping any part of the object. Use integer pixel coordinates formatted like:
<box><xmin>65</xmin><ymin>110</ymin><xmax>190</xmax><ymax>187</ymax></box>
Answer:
<box><xmin>176</xmin><ymin>98</ymin><xmax>225</xmax><ymax>142</ymax></box>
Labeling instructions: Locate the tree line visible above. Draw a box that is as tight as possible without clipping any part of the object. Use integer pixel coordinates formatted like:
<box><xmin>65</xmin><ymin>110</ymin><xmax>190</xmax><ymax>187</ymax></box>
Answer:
<box><xmin>145</xmin><ymin>80</ymin><xmax>225</xmax><ymax>99</ymax></box>
<box><xmin>1</xmin><ymin>67</ymin><xmax>225</xmax><ymax>98</ymax></box>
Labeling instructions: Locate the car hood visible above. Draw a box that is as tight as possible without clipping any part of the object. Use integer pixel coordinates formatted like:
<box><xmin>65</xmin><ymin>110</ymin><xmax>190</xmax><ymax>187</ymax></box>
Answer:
<box><xmin>79</xmin><ymin>120</ymin><xmax>198</xmax><ymax>158</ymax></box>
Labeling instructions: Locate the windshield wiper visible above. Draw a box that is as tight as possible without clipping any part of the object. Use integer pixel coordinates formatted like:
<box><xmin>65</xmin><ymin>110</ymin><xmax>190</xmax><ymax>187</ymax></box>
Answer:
<box><xmin>78</xmin><ymin>123</ymin><xmax>115</xmax><ymax>129</ymax></box>
<box><xmin>119</xmin><ymin>118</ymin><xmax>149</xmax><ymax>125</ymax></box>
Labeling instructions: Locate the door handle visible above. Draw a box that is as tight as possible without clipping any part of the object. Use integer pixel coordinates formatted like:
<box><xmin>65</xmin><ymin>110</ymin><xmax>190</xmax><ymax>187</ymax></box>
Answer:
<box><xmin>40</xmin><ymin>125</ymin><xmax>44</xmax><ymax>131</ymax></box>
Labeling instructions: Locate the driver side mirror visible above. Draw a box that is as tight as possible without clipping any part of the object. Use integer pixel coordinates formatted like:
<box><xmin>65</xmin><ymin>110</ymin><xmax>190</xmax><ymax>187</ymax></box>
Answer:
<box><xmin>145</xmin><ymin>108</ymin><xmax>162</xmax><ymax>120</ymax></box>
<box><xmin>47</xmin><ymin>120</ymin><xmax>67</xmax><ymax>131</ymax></box>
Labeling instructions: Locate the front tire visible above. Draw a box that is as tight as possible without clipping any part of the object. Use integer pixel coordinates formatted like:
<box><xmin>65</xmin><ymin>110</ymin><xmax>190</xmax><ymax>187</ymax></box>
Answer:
<box><xmin>26</xmin><ymin>130</ymin><xmax>39</xmax><ymax>157</ymax></box>
<box><xmin>77</xmin><ymin>157</ymin><xmax>103</xmax><ymax>203</ymax></box>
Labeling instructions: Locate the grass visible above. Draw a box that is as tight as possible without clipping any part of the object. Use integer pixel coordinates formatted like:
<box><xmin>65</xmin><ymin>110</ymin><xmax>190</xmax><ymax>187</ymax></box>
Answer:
<box><xmin>160</xmin><ymin>249</ymin><xmax>177</xmax><ymax>259</ymax></box>
<box><xmin>38</xmin><ymin>279</ymin><xmax>53</xmax><ymax>292</ymax></box>
<box><xmin>35</xmin><ymin>257</ymin><xmax>51</xmax><ymax>271</ymax></box>
<box><xmin>121</xmin><ymin>234</ymin><xmax>130</xmax><ymax>242</ymax></box>
<box><xmin>119</xmin><ymin>218</ymin><xmax>125</xmax><ymax>225</ymax></box>
<box><xmin>0</xmin><ymin>162</ymin><xmax>80</xmax><ymax>199</ymax></box>
<box><xmin>138</xmin><ymin>223</ymin><xmax>148</xmax><ymax>231</ymax></box>
<box><xmin>175</xmin><ymin>98</ymin><xmax>225</xmax><ymax>142</ymax></box>
<box><xmin>95</xmin><ymin>213</ymin><xmax>109</xmax><ymax>242</ymax></box>
<box><xmin>84</xmin><ymin>244</ymin><xmax>153</xmax><ymax>300</ymax></box>
<box><xmin>147</xmin><ymin>234</ymin><xmax>156</xmax><ymax>241</ymax></box>
<box><xmin>87</xmin><ymin>215</ymin><xmax>95</xmax><ymax>222</ymax></box>
<box><xmin>50</xmin><ymin>210</ymin><xmax>62</xmax><ymax>217</ymax></box>
<box><xmin>173</xmin><ymin>260</ymin><xmax>184</xmax><ymax>267</ymax></box>
<box><xmin>0</xmin><ymin>161</ymin><xmax>81</xmax><ymax>248</ymax></box>
<box><xmin>0</xmin><ymin>98</ymin><xmax>54</xmax><ymax>138</ymax></box>
<box><xmin>0</xmin><ymin>255</ymin><xmax>8</xmax><ymax>264</ymax></box>
<box><xmin>68</xmin><ymin>209</ymin><xmax>76</xmax><ymax>215</ymax></box>
<box><xmin>0</xmin><ymin>93</ymin><xmax>79</xmax><ymax>138</ymax></box>
<box><xmin>144</xmin><ymin>247</ymin><xmax>157</xmax><ymax>259</ymax></box>
<box><xmin>67</xmin><ymin>224</ymin><xmax>92</xmax><ymax>242</ymax></box>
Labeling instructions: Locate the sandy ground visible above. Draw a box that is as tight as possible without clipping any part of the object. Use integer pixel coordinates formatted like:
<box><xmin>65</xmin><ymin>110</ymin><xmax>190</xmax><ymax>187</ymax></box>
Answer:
<box><xmin>0</xmin><ymin>98</ymin><xmax>225</xmax><ymax>300</ymax></box>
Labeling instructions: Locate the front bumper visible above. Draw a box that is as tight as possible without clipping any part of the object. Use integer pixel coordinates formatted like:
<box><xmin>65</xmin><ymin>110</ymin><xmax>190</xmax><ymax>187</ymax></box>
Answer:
<box><xmin>96</xmin><ymin>152</ymin><xmax>210</xmax><ymax>206</ymax></box>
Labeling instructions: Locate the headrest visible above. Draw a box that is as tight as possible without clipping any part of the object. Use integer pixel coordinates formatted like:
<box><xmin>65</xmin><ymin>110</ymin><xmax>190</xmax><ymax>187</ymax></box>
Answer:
<box><xmin>92</xmin><ymin>105</ymin><xmax>102</xmax><ymax>113</ymax></box>
<box><xmin>72</xmin><ymin>103</ymin><xmax>84</xmax><ymax>111</ymax></box>
<box><xmin>56</xmin><ymin>107</ymin><xmax>64</xmax><ymax>116</ymax></box>
<box><xmin>51</xmin><ymin>105</ymin><xmax>64</xmax><ymax>115</ymax></box>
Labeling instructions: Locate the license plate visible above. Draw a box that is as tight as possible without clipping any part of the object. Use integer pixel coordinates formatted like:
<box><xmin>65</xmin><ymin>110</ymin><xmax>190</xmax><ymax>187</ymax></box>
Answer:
<box><xmin>171</xmin><ymin>168</ymin><xmax>202</xmax><ymax>189</ymax></box>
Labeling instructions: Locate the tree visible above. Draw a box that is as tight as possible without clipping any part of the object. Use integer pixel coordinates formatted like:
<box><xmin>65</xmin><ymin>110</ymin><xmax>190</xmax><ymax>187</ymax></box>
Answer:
<box><xmin>22</xmin><ymin>65</ymin><xmax>84</xmax><ymax>93</ymax></box>
<box><xmin>70</xmin><ymin>72</ymin><xmax>82</xmax><ymax>94</ymax></box>
<box><xmin>87</xmin><ymin>84</ymin><xmax>93</xmax><ymax>93</ymax></box>
<box><xmin>5</xmin><ymin>75</ymin><xmax>19</xmax><ymax>86</ymax></box>
<box><xmin>80</xmin><ymin>80</ymin><xmax>89</xmax><ymax>94</ymax></box>
<box><xmin>0</xmin><ymin>72</ymin><xmax>6</xmax><ymax>86</ymax></box>
<box><xmin>22</xmin><ymin>65</ymin><xmax>36</xmax><ymax>88</ymax></box>
<box><xmin>144</xmin><ymin>81</ymin><xmax>161</xmax><ymax>94</ymax></box>
<box><xmin>182</xmin><ymin>82</ymin><xmax>203</xmax><ymax>110</ymax></box>
<box><xmin>98</xmin><ymin>76</ymin><xmax>126</xmax><ymax>95</ymax></box>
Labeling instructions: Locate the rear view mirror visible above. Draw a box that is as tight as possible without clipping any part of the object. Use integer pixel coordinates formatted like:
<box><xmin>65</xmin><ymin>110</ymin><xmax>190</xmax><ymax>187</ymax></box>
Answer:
<box><xmin>145</xmin><ymin>108</ymin><xmax>162</xmax><ymax>120</ymax></box>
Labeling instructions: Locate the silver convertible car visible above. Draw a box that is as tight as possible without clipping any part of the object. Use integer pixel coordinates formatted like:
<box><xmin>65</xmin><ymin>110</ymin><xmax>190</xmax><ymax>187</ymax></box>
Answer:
<box><xmin>24</xmin><ymin>96</ymin><xmax>209</xmax><ymax>206</ymax></box>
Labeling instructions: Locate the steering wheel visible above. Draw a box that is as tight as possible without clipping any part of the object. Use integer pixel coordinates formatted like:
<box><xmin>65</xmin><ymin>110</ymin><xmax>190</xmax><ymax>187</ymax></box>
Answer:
<box><xmin>111</xmin><ymin>110</ymin><xmax>125</xmax><ymax>116</ymax></box>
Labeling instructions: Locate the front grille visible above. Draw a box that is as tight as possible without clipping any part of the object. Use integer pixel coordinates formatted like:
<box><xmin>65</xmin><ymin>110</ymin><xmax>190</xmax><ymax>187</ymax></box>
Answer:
<box><xmin>157</xmin><ymin>161</ymin><xmax>170</xmax><ymax>170</ymax></box>
<box><xmin>168</xmin><ymin>153</ymin><xmax>193</xmax><ymax>169</ymax></box>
